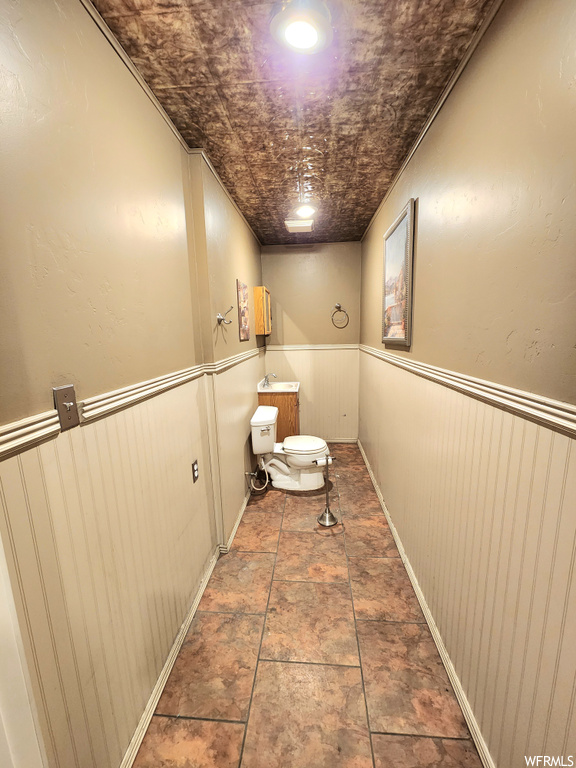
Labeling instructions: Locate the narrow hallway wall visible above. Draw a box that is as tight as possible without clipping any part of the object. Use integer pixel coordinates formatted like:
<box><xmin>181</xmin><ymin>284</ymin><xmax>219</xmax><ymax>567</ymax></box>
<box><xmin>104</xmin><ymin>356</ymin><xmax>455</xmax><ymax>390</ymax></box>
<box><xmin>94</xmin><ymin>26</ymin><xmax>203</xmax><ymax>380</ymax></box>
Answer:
<box><xmin>186</xmin><ymin>154</ymin><xmax>265</xmax><ymax>542</ymax></box>
<box><xmin>359</xmin><ymin>0</ymin><xmax>576</xmax><ymax>765</ymax></box>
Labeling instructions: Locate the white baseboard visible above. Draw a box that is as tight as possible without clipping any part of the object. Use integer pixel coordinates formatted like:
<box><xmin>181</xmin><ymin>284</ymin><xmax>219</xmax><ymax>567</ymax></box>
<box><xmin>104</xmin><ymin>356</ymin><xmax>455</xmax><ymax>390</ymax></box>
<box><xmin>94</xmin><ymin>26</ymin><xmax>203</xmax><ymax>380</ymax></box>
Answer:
<box><xmin>220</xmin><ymin>490</ymin><xmax>251</xmax><ymax>553</ymax></box>
<box><xmin>327</xmin><ymin>437</ymin><xmax>358</xmax><ymax>444</ymax></box>
<box><xmin>119</xmin><ymin>545</ymin><xmax>220</xmax><ymax>768</ymax></box>
<box><xmin>357</xmin><ymin>440</ymin><xmax>496</xmax><ymax>768</ymax></box>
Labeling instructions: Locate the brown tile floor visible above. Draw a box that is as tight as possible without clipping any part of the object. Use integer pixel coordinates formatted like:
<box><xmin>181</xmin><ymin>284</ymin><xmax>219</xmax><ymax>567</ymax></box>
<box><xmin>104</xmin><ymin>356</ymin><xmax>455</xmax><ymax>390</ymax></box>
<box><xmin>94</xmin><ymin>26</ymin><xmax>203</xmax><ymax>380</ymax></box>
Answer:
<box><xmin>133</xmin><ymin>443</ymin><xmax>482</xmax><ymax>768</ymax></box>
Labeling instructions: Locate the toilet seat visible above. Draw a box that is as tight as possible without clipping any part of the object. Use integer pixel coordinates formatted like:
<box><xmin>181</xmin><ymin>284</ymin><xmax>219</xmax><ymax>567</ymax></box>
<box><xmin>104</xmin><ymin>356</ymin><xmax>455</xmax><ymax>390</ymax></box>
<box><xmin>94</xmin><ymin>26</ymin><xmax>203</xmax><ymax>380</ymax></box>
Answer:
<box><xmin>283</xmin><ymin>435</ymin><xmax>328</xmax><ymax>455</ymax></box>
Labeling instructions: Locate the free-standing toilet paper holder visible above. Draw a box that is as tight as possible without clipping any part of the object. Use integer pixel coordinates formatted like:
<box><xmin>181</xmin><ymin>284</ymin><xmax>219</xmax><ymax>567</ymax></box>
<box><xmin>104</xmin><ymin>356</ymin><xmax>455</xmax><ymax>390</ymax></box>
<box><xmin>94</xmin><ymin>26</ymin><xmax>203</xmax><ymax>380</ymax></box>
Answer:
<box><xmin>315</xmin><ymin>455</ymin><xmax>339</xmax><ymax>527</ymax></box>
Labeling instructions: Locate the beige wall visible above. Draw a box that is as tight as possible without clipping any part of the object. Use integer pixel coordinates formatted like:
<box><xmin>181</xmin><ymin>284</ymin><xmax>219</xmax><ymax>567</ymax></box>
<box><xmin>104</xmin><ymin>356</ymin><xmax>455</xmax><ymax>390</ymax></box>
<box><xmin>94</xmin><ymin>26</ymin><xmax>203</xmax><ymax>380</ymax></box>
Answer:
<box><xmin>0</xmin><ymin>0</ymin><xmax>198</xmax><ymax>425</ymax></box>
<box><xmin>184</xmin><ymin>153</ymin><xmax>263</xmax><ymax>365</ymax></box>
<box><xmin>262</xmin><ymin>243</ymin><xmax>361</xmax><ymax>346</ymax></box>
<box><xmin>194</xmin><ymin>157</ymin><xmax>263</xmax><ymax>363</ymax></box>
<box><xmin>361</xmin><ymin>0</ymin><xmax>576</xmax><ymax>405</ymax></box>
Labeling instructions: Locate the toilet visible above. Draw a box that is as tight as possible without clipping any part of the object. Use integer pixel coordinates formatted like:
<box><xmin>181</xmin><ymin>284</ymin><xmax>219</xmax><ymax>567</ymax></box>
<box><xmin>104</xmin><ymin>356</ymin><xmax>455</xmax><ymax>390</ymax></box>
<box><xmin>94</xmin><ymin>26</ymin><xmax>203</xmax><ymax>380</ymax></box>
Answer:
<box><xmin>250</xmin><ymin>405</ymin><xmax>329</xmax><ymax>491</ymax></box>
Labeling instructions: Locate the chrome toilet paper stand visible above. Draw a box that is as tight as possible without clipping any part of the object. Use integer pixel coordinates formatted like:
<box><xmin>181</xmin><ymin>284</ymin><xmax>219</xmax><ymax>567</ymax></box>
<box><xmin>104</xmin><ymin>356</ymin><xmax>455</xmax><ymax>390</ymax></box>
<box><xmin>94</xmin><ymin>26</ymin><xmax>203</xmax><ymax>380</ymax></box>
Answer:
<box><xmin>316</xmin><ymin>455</ymin><xmax>339</xmax><ymax>527</ymax></box>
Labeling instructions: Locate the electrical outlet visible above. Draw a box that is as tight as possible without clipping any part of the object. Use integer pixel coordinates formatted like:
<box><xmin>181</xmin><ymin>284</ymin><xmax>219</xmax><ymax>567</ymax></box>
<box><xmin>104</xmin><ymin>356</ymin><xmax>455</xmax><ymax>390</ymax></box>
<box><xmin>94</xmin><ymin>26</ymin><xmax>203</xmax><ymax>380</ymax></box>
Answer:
<box><xmin>192</xmin><ymin>460</ymin><xmax>199</xmax><ymax>483</ymax></box>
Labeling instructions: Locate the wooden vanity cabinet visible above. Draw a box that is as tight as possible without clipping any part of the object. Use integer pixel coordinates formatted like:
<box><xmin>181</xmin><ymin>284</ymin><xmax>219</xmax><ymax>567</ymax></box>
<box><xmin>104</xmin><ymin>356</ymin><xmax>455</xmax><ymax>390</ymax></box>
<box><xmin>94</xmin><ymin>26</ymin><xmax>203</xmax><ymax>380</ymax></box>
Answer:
<box><xmin>254</xmin><ymin>286</ymin><xmax>272</xmax><ymax>336</ymax></box>
<box><xmin>257</xmin><ymin>391</ymin><xmax>299</xmax><ymax>442</ymax></box>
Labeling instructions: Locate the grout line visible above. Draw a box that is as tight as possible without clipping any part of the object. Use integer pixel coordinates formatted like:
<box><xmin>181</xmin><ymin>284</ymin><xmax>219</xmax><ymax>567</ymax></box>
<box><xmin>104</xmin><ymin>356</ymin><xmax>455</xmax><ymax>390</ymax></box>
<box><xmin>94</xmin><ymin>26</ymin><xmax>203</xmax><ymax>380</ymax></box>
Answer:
<box><xmin>237</xmin><ymin>491</ymin><xmax>287</xmax><ymax>767</ymax></box>
<box><xmin>257</xmin><ymin>658</ymin><xmax>361</xmax><ymax>669</ymax></box>
<box><xmin>153</xmin><ymin>713</ymin><xmax>246</xmax><ymax>726</ymax></box>
<box><xmin>346</xmin><ymin>554</ymin><xmax>401</xmax><ymax>560</ymax></box>
<box><xmin>195</xmin><ymin>609</ymin><xmax>266</xmax><ymax>617</ymax></box>
<box><xmin>370</xmin><ymin>730</ymin><xmax>478</xmax><ymax>741</ymax></box>
<box><xmin>241</xmin><ymin>510</ymin><xmax>284</xmax><ymax>514</ymax></box>
<box><xmin>355</xmin><ymin>618</ymin><xmax>428</xmax><ymax>624</ymax></box>
<box><xmin>347</xmin><ymin>555</ymin><xmax>404</xmax><ymax>560</ymax></box>
<box><xmin>272</xmin><ymin>578</ymin><xmax>349</xmax><ymax>585</ymax></box>
<box><xmin>231</xmin><ymin>549</ymin><xmax>279</xmax><ymax>554</ymax></box>
<box><xmin>341</xmin><ymin>468</ymin><xmax>377</xmax><ymax>768</ymax></box>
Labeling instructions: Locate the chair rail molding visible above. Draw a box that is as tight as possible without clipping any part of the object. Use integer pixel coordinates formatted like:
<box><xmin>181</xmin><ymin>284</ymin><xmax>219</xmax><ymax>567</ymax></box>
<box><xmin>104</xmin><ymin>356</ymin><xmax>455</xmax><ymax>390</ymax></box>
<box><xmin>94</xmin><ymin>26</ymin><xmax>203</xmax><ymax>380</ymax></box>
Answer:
<box><xmin>0</xmin><ymin>412</ymin><xmax>60</xmax><ymax>461</ymax></box>
<box><xmin>360</xmin><ymin>345</ymin><xmax>576</xmax><ymax>438</ymax></box>
<box><xmin>0</xmin><ymin>348</ymin><xmax>264</xmax><ymax>460</ymax></box>
<box><xmin>79</xmin><ymin>349</ymin><xmax>261</xmax><ymax>422</ymax></box>
<box><xmin>265</xmin><ymin>344</ymin><xmax>359</xmax><ymax>351</ymax></box>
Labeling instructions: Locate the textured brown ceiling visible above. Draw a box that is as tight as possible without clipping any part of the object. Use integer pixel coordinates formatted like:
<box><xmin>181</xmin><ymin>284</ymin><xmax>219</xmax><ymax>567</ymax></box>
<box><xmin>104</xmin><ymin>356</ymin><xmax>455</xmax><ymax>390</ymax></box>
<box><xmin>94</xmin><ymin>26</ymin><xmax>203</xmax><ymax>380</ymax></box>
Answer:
<box><xmin>91</xmin><ymin>0</ymin><xmax>496</xmax><ymax>244</ymax></box>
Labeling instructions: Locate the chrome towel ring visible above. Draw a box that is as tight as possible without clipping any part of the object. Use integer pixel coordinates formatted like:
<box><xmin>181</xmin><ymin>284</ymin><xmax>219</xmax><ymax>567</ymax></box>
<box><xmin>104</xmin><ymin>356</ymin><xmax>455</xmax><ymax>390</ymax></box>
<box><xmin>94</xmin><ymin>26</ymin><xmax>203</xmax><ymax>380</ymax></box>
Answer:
<box><xmin>331</xmin><ymin>303</ymin><xmax>349</xmax><ymax>329</ymax></box>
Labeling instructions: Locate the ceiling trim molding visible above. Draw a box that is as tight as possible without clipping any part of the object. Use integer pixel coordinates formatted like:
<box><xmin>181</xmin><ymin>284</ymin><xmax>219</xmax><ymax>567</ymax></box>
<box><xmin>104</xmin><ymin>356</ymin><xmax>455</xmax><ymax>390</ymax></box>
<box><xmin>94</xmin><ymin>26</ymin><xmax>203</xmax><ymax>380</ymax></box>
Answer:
<box><xmin>361</xmin><ymin>0</ymin><xmax>507</xmax><ymax>242</ymax></box>
<box><xmin>79</xmin><ymin>1</ymin><xmax>261</xmax><ymax>245</ymax></box>
<box><xmin>360</xmin><ymin>344</ymin><xmax>576</xmax><ymax>438</ymax></box>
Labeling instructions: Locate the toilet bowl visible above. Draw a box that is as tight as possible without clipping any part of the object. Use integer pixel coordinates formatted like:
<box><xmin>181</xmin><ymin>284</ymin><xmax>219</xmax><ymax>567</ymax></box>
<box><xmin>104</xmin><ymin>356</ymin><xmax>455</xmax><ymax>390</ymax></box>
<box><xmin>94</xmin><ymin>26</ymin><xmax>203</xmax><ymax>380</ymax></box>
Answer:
<box><xmin>250</xmin><ymin>405</ymin><xmax>328</xmax><ymax>491</ymax></box>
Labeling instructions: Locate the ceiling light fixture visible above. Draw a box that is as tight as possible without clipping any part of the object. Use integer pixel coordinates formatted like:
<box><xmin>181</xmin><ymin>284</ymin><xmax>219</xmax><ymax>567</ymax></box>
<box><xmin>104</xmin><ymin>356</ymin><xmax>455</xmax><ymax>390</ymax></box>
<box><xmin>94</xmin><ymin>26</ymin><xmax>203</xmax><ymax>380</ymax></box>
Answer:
<box><xmin>295</xmin><ymin>203</ymin><xmax>317</xmax><ymax>218</ymax></box>
<box><xmin>270</xmin><ymin>0</ymin><xmax>333</xmax><ymax>54</ymax></box>
<box><xmin>285</xmin><ymin>218</ymin><xmax>314</xmax><ymax>233</ymax></box>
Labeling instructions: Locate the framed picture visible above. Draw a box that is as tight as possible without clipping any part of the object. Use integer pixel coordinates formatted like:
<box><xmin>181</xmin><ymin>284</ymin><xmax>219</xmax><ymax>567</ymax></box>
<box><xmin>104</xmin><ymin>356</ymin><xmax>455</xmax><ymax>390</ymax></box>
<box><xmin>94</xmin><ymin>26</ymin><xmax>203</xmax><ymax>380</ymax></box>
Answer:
<box><xmin>236</xmin><ymin>279</ymin><xmax>250</xmax><ymax>341</ymax></box>
<box><xmin>382</xmin><ymin>198</ymin><xmax>415</xmax><ymax>347</ymax></box>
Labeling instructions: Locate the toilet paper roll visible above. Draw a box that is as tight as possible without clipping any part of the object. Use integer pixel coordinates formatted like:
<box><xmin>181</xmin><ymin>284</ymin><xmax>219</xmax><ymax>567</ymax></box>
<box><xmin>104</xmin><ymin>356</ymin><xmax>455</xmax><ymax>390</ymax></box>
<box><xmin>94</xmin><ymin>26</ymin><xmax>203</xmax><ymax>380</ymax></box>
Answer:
<box><xmin>315</xmin><ymin>456</ymin><xmax>333</xmax><ymax>466</ymax></box>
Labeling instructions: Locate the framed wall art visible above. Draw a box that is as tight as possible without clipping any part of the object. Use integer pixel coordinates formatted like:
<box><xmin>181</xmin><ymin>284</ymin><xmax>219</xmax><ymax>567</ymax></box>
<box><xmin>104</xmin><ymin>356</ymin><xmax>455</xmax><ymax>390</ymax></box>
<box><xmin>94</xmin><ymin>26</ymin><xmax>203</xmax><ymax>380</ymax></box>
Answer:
<box><xmin>382</xmin><ymin>198</ymin><xmax>415</xmax><ymax>347</ymax></box>
<box><xmin>236</xmin><ymin>279</ymin><xmax>250</xmax><ymax>341</ymax></box>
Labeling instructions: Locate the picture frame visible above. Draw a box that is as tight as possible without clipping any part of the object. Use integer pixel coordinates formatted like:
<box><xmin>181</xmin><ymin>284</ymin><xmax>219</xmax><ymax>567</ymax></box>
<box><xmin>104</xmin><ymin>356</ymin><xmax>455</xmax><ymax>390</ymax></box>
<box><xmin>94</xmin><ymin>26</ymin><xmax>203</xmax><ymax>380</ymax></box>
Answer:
<box><xmin>236</xmin><ymin>279</ymin><xmax>250</xmax><ymax>341</ymax></box>
<box><xmin>382</xmin><ymin>198</ymin><xmax>415</xmax><ymax>347</ymax></box>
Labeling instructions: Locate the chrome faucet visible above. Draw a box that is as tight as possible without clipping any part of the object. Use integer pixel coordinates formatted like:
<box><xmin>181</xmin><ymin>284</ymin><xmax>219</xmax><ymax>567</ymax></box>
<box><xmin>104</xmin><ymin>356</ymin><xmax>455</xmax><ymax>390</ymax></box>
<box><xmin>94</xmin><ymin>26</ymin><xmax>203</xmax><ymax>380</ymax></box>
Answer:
<box><xmin>263</xmin><ymin>372</ymin><xmax>277</xmax><ymax>388</ymax></box>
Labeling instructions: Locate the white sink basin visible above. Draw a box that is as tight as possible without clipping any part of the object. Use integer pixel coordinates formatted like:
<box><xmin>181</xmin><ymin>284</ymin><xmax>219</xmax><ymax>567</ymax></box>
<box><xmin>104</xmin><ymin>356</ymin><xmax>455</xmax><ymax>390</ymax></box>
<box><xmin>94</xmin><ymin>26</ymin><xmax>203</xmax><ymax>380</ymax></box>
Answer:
<box><xmin>257</xmin><ymin>379</ymin><xmax>300</xmax><ymax>393</ymax></box>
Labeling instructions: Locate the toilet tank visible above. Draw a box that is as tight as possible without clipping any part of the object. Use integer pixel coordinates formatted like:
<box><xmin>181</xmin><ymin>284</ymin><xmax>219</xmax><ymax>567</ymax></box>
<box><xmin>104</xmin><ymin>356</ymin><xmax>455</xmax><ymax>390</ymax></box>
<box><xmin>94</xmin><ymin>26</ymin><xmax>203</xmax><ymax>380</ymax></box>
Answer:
<box><xmin>250</xmin><ymin>405</ymin><xmax>278</xmax><ymax>454</ymax></box>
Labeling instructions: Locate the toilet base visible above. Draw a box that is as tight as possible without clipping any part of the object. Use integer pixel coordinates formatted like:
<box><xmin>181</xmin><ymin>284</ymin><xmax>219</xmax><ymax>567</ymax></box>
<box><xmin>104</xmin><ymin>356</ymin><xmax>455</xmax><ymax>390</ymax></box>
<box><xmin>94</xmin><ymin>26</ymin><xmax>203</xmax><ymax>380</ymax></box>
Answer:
<box><xmin>262</xmin><ymin>456</ymin><xmax>325</xmax><ymax>491</ymax></box>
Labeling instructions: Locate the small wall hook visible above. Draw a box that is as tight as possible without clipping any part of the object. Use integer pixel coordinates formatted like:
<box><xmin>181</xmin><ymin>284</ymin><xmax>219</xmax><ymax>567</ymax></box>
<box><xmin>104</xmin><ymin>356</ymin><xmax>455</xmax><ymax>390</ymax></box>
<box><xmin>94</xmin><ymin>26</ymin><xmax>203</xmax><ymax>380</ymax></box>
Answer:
<box><xmin>217</xmin><ymin>306</ymin><xmax>234</xmax><ymax>325</ymax></box>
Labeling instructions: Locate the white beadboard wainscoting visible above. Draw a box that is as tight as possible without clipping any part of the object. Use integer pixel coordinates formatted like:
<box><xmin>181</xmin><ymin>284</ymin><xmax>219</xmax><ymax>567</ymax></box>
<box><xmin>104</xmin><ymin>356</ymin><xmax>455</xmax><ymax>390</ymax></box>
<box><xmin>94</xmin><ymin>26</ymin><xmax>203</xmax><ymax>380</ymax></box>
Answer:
<box><xmin>211</xmin><ymin>349</ymin><xmax>266</xmax><ymax>544</ymax></box>
<box><xmin>0</xmin><ymin>529</ymin><xmax>46</xmax><ymax>768</ymax></box>
<box><xmin>0</xmin><ymin>349</ymin><xmax>265</xmax><ymax>768</ymax></box>
<box><xmin>264</xmin><ymin>345</ymin><xmax>359</xmax><ymax>441</ymax></box>
<box><xmin>359</xmin><ymin>347</ymin><xmax>576</xmax><ymax>768</ymax></box>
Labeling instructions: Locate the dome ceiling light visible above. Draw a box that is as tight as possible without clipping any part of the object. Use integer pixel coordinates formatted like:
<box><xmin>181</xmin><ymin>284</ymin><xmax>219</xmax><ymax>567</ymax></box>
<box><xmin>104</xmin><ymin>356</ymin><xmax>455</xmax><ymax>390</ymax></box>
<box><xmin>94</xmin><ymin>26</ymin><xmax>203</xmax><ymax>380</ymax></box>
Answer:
<box><xmin>270</xmin><ymin>0</ymin><xmax>333</xmax><ymax>54</ymax></box>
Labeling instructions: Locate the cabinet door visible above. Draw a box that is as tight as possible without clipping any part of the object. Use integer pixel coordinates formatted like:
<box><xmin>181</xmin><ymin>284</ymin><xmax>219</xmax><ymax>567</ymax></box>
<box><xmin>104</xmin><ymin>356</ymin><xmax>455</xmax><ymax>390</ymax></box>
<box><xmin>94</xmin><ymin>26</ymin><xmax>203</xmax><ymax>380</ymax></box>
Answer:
<box><xmin>258</xmin><ymin>392</ymin><xmax>299</xmax><ymax>442</ymax></box>
<box><xmin>264</xmin><ymin>288</ymin><xmax>271</xmax><ymax>335</ymax></box>
<box><xmin>254</xmin><ymin>286</ymin><xmax>272</xmax><ymax>336</ymax></box>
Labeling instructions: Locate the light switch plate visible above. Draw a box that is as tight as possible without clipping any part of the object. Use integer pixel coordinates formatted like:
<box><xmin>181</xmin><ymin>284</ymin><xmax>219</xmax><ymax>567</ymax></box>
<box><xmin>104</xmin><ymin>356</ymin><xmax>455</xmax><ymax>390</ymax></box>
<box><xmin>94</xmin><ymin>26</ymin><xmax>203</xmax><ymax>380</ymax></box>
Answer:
<box><xmin>53</xmin><ymin>385</ymin><xmax>80</xmax><ymax>431</ymax></box>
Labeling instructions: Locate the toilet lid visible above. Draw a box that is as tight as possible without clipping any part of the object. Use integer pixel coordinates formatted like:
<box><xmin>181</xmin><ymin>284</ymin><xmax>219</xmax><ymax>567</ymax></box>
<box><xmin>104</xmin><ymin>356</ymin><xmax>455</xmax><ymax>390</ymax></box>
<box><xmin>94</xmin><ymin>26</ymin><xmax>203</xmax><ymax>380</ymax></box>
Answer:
<box><xmin>283</xmin><ymin>435</ymin><xmax>327</xmax><ymax>455</ymax></box>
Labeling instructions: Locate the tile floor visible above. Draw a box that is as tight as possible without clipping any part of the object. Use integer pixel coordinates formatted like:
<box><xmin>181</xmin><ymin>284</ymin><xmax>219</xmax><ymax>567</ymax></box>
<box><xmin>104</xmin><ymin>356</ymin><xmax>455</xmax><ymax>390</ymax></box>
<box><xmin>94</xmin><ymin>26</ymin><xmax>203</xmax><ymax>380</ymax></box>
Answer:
<box><xmin>133</xmin><ymin>443</ymin><xmax>483</xmax><ymax>768</ymax></box>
